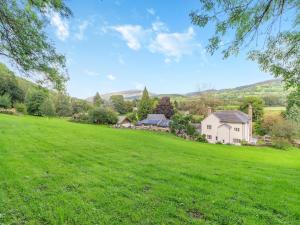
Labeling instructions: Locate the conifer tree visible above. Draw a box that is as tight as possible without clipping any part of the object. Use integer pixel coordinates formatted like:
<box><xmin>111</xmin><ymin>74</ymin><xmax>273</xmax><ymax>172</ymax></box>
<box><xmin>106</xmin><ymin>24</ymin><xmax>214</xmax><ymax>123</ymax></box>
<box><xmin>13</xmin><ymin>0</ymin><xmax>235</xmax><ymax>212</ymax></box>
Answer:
<box><xmin>93</xmin><ymin>92</ymin><xmax>104</xmax><ymax>107</ymax></box>
<box><xmin>137</xmin><ymin>87</ymin><xmax>152</xmax><ymax>120</ymax></box>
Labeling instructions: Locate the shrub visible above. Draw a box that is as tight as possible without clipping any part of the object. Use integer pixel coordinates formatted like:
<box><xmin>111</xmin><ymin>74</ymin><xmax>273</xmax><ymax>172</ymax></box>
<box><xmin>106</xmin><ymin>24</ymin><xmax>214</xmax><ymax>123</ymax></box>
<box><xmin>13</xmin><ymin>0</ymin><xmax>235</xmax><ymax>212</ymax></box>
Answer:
<box><xmin>25</xmin><ymin>90</ymin><xmax>47</xmax><ymax>116</ymax></box>
<box><xmin>89</xmin><ymin>107</ymin><xmax>118</xmax><ymax>125</ymax></box>
<box><xmin>0</xmin><ymin>94</ymin><xmax>12</xmax><ymax>109</ymax></box>
<box><xmin>40</xmin><ymin>98</ymin><xmax>56</xmax><ymax>117</ymax></box>
<box><xmin>126</xmin><ymin>111</ymin><xmax>138</xmax><ymax>124</ymax></box>
<box><xmin>256</xmin><ymin>114</ymin><xmax>284</xmax><ymax>135</ymax></box>
<box><xmin>55</xmin><ymin>93</ymin><xmax>72</xmax><ymax>117</ymax></box>
<box><xmin>71</xmin><ymin>113</ymin><xmax>89</xmax><ymax>123</ymax></box>
<box><xmin>272</xmin><ymin>138</ymin><xmax>291</xmax><ymax>150</ymax></box>
<box><xmin>15</xmin><ymin>102</ymin><xmax>27</xmax><ymax>114</ymax></box>
<box><xmin>195</xmin><ymin>134</ymin><xmax>208</xmax><ymax>143</ymax></box>
<box><xmin>270</xmin><ymin>119</ymin><xmax>297</xmax><ymax>141</ymax></box>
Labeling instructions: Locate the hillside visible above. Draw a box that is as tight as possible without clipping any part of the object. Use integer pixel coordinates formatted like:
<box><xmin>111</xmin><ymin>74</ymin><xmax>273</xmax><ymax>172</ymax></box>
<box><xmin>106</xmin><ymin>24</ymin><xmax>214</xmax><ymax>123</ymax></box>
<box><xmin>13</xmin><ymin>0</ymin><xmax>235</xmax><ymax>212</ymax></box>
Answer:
<box><xmin>0</xmin><ymin>114</ymin><xmax>299</xmax><ymax>224</ymax></box>
<box><xmin>93</xmin><ymin>79</ymin><xmax>287</xmax><ymax>104</ymax></box>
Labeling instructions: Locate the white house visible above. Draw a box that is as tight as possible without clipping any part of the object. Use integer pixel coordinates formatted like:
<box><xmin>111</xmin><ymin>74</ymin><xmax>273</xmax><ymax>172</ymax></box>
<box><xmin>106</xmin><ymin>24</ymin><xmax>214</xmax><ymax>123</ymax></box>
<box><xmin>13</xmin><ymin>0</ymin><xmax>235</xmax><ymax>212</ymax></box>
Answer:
<box><xmin>201</xmin><ymin>106</ymin><xmax>253</xmax><ymax>145</ymax></box>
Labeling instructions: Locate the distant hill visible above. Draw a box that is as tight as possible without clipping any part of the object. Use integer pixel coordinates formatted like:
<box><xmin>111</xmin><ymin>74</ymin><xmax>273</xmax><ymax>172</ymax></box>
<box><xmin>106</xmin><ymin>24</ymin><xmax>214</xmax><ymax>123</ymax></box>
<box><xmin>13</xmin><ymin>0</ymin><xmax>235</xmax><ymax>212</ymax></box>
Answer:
<box><xmin>93</xmin><ymin>79</ymin><xmax>286</xmax><ymax>104</ymax></box>
<box><xmin>86</xmin><ymin>89</ymin><xmax>156</xmax><ymax>102</ymax></box>
<box><xmin>186</xmin><ymin>80</ymin><xmax>284</xmax><ymax>97</ymax></box>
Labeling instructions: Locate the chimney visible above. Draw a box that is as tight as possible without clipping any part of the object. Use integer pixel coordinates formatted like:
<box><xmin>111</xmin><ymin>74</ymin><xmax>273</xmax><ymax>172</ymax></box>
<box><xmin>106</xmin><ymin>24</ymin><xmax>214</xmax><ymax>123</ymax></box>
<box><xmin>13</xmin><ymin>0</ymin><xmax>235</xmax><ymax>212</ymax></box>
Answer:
<box><xmin>207</xmin><ymin>107</ymin><xmax>212</xmax><ymax>116</ymax></box>
<box><xmin>248</xmin><ymin>104</ymin><xmax>253</xmax><ymax>141</ymax></box>
<box><xmin>248</xmin><ymin>104</ymin><xmax>253</xmax><ymax>120</ymax></box>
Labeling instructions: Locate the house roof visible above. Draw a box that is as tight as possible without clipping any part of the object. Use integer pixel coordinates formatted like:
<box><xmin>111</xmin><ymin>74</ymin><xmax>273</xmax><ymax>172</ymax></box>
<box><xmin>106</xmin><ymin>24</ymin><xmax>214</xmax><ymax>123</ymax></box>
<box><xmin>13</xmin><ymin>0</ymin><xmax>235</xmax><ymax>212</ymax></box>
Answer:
<box><xmin>213</xmin><ymin>110</ymin><xmax>250</xmax><ymax>123</ymax></box>
<box><xmin>147</xmin><ymin>114</ymin><xmax>166</xmax><ymax>120</ymax></box>
<box><xmin>117</xmin><ymin>116</ymin><xmax>130</xmax><ymax>124</ymax></box>
<box><xmin>136</xmin><ymin>114</ymin><xmax>170</xmax><ymax>127</ymax></box>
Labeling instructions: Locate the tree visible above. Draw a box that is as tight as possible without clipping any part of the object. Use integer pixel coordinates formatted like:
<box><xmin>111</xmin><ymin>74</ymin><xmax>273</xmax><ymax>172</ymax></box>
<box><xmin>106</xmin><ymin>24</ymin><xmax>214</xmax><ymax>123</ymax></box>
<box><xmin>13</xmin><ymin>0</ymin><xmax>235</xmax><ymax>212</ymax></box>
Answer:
<box><xmin>93</xmin><ymin>92</ymin><xmax>104</xmax><ymax>107</ymax></box>
<box><xmin>0</xmin><ymin>94</ymin><xmax>11</xmax><ymax>109</ymax></box>
<box><xmin>137</xmin><ymin>87</ymin><xmax>153</xmax><ymax>120</ymax></box>
<box><xmin>89</xmin><ymin>107</ymin><xmax>118</xmax><ymax>124</ymax></box>
<box><xmin>71</xmin><ymin>98</ymin><xmax>92</xmax><ymax>114</ymax></box>
<box><xmin>0</xmin><ymin>0</ymin><xmax>71</xmax><ymax>90</ymax></box>
<box><xmin>25</xmin><ymin>90</ymin><xmax>47</xmax><ymax>116</ymax></box>
<box><xmin>55</xmin><ymin>93</ymin><xmax>72</xmax><ymax>117</ymax></box>
<box><xmin>170</xmin><ymin>113</ymin><xmax>196</xmax><ymax>137</ymax></box>
<box><xmin>239</xmin><ymin>96</ymin><xmax>264</xmax><ymax>122</ymax></box>
<box><xmin>154</xmin><ymin>97</ymin><xmax>174</xmax><ymax>119</ymax></box>
<box><xmin>40</xmin><ymin>98</ymin><xmax>56</xmax><ymax>117</ymax></box>
<box><xmin>0</xmin><ymin>63</ymin><xmax>25</xmax><ymax>104</ymax></box>
<box><xmin>190</xmin><ymin>0</ymin><xmax>299</xmax><ymax>89</ymax></box>
<box><xmin>286</xmin><ymin>104</ymin><xmax>300</xmax><ymax>124</ymax></box>
<box><xmin>110</xmin><ymin>95</ymin><xmax>125</xmax><ymax>114</ymax></box>
<box><xmin>286</xmin><ymin>88</ymin><xmax>300</xmax><ymax>112</ymax></box>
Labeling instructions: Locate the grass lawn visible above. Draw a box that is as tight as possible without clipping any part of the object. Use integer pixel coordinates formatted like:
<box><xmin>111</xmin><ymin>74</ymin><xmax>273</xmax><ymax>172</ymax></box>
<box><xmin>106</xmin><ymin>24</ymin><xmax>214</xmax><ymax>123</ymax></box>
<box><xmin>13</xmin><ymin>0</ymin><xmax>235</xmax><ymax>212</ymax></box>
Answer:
<box><xmin>0</xmin><ymin>114</ymin><xmax>299</xmax><ymax>224</ymax></box>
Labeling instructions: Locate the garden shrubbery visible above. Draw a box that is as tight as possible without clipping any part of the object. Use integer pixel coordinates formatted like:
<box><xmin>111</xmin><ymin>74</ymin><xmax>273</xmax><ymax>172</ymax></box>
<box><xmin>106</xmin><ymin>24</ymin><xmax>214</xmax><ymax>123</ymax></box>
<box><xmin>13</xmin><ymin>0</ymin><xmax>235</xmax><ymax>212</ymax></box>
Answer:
<box><xmin>89</xmin><ymin>107</ymin><xmax>118</xmax><ymax>125</ymax></box>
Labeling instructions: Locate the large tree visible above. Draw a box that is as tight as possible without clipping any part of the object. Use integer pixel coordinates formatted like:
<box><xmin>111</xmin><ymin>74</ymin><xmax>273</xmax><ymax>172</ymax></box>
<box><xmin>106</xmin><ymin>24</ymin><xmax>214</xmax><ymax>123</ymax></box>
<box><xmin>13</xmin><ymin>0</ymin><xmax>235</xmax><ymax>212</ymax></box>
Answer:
<box><xmin>137</xmin><ymin>87</ymin><xmax>153</xmax><ymax>120</ymax></box>
<box><xmin>0</xmin><ymin>0</ymin><xmax>71</xmax><ymax>90</ymax></box>
<box><xmin>239</xmin><ymin>96</ymin><xmax>264</xmax><ymax>122</ymax></box>
<box><xmin>154</xmin><ymin>97</ymin><xmax>175</xmax><ymax>119</ymax></box>
<box><xmin>190</xmin><ymin>0</ymin><xmax>299</xmax><ymax>89</ymax></box>
<box><xmin>93</xmin><ymin>92</ymin><xmax>104</xmax><ymax>107</ymax></box>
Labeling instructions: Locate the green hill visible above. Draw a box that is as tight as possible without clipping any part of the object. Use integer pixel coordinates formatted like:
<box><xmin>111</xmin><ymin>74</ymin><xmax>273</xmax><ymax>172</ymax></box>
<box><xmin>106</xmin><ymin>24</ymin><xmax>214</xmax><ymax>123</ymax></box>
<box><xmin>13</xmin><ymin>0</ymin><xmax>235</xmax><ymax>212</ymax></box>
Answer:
<box><xmin>185</xmin><ymin>79</ymin><xmax>287</xmax><ymax>105</ymax></box>
<box><xmin>0</xmin><ymin>114</ymin><xmax>299</xmax><ymax>224</ymax></box>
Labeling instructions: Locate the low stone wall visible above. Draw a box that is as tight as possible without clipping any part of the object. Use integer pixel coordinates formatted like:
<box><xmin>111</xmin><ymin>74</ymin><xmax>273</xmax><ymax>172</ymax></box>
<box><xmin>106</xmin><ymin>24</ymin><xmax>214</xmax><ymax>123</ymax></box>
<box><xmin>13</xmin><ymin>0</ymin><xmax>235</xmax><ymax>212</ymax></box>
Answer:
<box><xmin>114</xmin><ymin>124</ymin><xmax>170</xmax><ymax>132</ymax></box>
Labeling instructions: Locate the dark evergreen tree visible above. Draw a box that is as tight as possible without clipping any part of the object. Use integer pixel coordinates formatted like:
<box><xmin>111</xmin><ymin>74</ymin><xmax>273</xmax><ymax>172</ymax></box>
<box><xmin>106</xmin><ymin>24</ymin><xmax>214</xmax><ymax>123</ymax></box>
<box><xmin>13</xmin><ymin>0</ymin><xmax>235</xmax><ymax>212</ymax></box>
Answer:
<box><xmin>154</xmin><ymin>97</ymin><xmax>174</xmax><ymax>119</ymax></box>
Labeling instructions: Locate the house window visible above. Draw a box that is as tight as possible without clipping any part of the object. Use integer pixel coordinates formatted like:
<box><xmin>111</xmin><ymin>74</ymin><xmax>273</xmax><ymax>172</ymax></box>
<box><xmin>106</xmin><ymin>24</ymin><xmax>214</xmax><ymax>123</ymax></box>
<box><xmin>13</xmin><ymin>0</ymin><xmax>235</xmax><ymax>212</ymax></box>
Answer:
<box><xmin>207</xmin><ymin>125</ymin><xmax>212</xmax><ymax>129</ymax></box>
<box><xmin>207</xmin><ymin>135</ymin><xmax>212</xmax><ymax>139</ymax></box>
<box><xmin>234</xmin><ymin>128</ymin><xmax>240</xmax><ymax>132</ymax></box>
<box><xmin>233</xmin><ymin>138</ymin><xmax>241</xmax><ymax>143</ymax></box>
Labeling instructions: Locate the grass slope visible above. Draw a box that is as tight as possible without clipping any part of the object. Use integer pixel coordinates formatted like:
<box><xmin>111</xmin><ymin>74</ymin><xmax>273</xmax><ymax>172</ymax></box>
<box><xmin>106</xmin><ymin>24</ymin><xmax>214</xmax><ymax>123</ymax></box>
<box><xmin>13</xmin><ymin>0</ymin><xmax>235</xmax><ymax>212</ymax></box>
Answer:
<box><xmin>0</xmin><ymin>115</ymin><xmax>299</xmax><ymax>224</ymax></box>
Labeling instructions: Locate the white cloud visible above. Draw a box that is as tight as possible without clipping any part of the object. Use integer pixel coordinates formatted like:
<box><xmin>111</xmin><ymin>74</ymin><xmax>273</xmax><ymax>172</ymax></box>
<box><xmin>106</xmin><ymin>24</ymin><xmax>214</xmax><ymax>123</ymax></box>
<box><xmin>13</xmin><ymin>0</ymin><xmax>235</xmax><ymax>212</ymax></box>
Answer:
<box><xmin>147</xmin><ymin>8</ymin><xmax>155</xmax><ymax>15</ymax></box>
<box><xmin>75</xmin><ymin>20</ymin><xmax>89</xmax><ymax>40</ymax></box>
<box><xmin>112</xmin><ymin>25</ymin><xmax>147</xmax><ymax>50</ymax></box>
<box><xmin>84</xmin><ymin>70</ymin><xmax>99</xmax><ymax>76</ymax></box>
<box><xmin>47</xmin><ymin>10</ymin><xmax>69</xmax><ymax>41</ymax></box>
<box><xmin>111</xmin><ymin>21</ymin><xmax>204</xmax><ymax>63</ymax></box>
<box><xmin>107</xmin><ymin>74</ymin><xmax>116</xmax><ymax>80</ymax></box>
<box><xmin>151</xmin><ymin>20</ymin><xmax>168</xmax><ymax>32</ymax></box>
<box><xmin>149</xmin><ymin>27</ymin><xmax>198</xmax><ymax>62</ymax></box>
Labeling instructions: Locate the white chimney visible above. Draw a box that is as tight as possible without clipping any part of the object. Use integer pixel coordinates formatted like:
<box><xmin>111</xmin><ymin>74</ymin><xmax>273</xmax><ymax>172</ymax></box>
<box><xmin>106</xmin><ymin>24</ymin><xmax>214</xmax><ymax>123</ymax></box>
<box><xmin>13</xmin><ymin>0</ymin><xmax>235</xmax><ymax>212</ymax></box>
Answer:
<box><xmin>207</xmin><ymin>107</ymin><xmax>212</xmax><ymax>116</ymax></box>
<box><xmin>248</xmin><ymin>104</ymin><xmax>253</xmax><ymax>141</ymax></box>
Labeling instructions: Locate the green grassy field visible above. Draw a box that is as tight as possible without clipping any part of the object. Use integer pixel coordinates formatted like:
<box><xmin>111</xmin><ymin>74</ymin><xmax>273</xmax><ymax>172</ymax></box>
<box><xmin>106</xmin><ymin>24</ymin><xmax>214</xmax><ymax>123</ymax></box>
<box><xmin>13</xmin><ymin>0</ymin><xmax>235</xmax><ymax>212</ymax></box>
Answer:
<box><xmin>0</xmin><ymin>114</ymin><xmax>299</xmax><ymax>224</ymax></box>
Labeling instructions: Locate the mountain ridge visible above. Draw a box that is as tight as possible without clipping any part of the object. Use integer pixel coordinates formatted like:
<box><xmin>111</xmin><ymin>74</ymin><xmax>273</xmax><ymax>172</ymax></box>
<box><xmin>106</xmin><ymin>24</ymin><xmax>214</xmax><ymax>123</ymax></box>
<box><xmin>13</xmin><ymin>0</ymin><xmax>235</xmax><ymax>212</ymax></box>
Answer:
<box><xmin>87</xmin><ymin>79</ymin><xmax>285</xmax><ymax>101</ymax></box>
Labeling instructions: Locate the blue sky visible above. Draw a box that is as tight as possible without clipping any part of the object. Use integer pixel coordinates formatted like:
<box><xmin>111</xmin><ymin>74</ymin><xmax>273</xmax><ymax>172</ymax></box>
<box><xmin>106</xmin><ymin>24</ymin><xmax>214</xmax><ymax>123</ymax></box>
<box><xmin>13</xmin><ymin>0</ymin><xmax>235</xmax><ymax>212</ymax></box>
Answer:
<box><xmin>45</xmin><ymin>0</ymin><xmax>274</xmax><ymax>98</ymax></box>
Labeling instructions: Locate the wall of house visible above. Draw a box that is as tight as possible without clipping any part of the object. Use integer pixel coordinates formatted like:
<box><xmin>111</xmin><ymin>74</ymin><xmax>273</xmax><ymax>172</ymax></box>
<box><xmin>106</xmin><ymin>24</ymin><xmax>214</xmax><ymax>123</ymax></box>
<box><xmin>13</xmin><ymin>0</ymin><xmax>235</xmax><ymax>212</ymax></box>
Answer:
<box><xmin>201</xmin><ymin>114</ymin><xmax>220</xmax><ymax>144</ymax></box>
<box><xmin>226</xmin><ymin>122</ymin><xmax>250</xmax><ymax>144</ymax></box>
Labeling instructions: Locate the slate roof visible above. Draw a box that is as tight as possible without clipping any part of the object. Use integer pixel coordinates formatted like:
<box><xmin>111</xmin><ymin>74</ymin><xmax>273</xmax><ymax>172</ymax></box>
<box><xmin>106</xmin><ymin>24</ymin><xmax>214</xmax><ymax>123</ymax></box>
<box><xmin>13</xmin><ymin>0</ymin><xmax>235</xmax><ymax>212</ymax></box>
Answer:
<box><xmin>213</xmin><ymin>110</ymin><xmax>250</xmax><ymax>123</ymax></box>
<box><xmin>136</xmin><ymin>114</ymin><xmax>170</xmax><ymax>127</ymax></box>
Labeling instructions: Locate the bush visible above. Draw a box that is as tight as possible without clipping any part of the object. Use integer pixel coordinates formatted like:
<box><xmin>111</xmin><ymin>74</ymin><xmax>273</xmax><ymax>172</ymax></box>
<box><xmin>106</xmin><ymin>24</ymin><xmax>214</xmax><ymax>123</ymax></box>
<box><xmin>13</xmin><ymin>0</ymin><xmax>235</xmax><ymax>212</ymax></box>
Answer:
<box><xmin>40</xmin><ymin>98</ymin><xmax>56</xmax><ymax>117</ymax></box>
<box><xmin>0</xmin><ymin>94</ymin><xmax>12</xmax><ymax>109</ymax></box>
<box><xmin>55</xmin><ymin>93</ymin><xmax>72</xmax><ymax>117</ymax></box>
<box><xmin>270</xmin><ymin>119</ymin><xmax>297</xmax><ymax>141</ymax></box>
<box><xmin>71</xmin><ymin>113</ymin><xmax>89</xmax><ymax>123</ymax></box>
<box><xmin>25</xmin><ymin>90</ymin><xmax>47</xmax><ymax>116</ymax></box>
<box><xmin>272</xmin><ymin>138</ymin><xmax>291</xmax><ymax>150</ymax></box>
<box><xmin>15</xmin><ymin>102</ymin><xmax>27</xmax><ymax>114</ymax></box>
<box><xmin>126</xmin><ymin>111</ymin><xmax>138</xmax><ymax>124</ymax></box>
<box><xmin>195</xmin><ymin>134</ymin><xmax>208</xmax><ymax>143</ymax></box>
<box><xmin>89</xmin><ymin>107</ymin><xmax>118</xmax><ymax>125</ymax></box>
